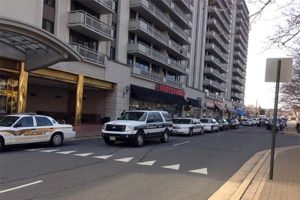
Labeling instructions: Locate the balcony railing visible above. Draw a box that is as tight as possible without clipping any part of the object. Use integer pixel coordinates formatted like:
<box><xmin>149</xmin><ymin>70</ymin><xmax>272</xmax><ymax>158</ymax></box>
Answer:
<box><xmin>204</xmin><ymin>67</ymin><xmax>227</xmax><ymax>82</ymax></box>
<box><xmin>173</xmin><ymin>0</ymin><xmax>193</xmax><ymax>13</ymax></box>
<box><xmin>233</xmin><ymin>60</ymin><xmax>246</xmax><ymax>71</ymax></box>
<box><xmin>68</xmin><ymin>10</ymin><xmax>113</xmax><ymax>40</ymax></box>
<box><xmin>206</xmin><ymin>43</ymin><xmax>229</xmax><ymax>63</ymax></box>
<box><xmin>232</xmin><ymin>76</ymin><xmax>244</xmax><ymax>85</ymax></box>
<box><xmin>73</xmin><ymin>0</ymin><xmax>115</xmax><ymax>14</ymax></box>
<box><xmin>132</xmin><ymin>66</ymin><xmax>183</xmax><ymax>88</ymax></box>
<box><xmin>205</xmin><ymin>55</ymin><xmax>227</xmax><ymax>72</ymax></box>
<box><xmin>232</xmin><ymin>84</ymin><xmax>244</xmax><ymax>92</ymax></box>
<box><xmin>69</xmin><ymin>43</ymin><xmax>105</xmax><ymax>65</ymax></box>
<box><xmin>206</xmin><ymin>92</ymin><xmax>225</xmax><ymax>101</ymax></box>
<box><xmin>203</xmin><ymin>78</ymin><xmax>226</xmax><ymax>92</ymax></box>
<box><xmin>232</xmin><ymin>92</ymin><xmax>244</xmax><ymax>99</ymax></box>
<box><xmin>206</xmin><ymin>31</ymin><xmax>229</xmax><ymax>52</ymax></box>
<box><xmin>233</xmin><ymin>68</ymin><xmax>246</xmax><ymax>78</ymax></box>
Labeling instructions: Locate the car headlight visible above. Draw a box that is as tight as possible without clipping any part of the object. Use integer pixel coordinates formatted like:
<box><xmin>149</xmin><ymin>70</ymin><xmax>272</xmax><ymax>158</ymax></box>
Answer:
<box><xmin>125</xmin><ymin>125</ymin><xmax>135</xmax><ymax>131</ymax></box>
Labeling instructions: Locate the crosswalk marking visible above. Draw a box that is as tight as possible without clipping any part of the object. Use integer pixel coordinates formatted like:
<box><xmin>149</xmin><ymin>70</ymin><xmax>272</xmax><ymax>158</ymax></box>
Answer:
<box><xmin>40</xmin><ymin>149</ymin><xmax>60</xmax><ymax>153</ymax></box>
<box><xmin>189</xmin><ymin>168</ymin><xmax>208</xmax><ymax>175</ymax></box>
<box><xmin>94</xmin><ymin>155</ymin><xmax>113</xmax><ymax>160</ymax></box>
<box><xmin>56</xmin><ymin>150</ymin><xmax>77</xmax><ymax>155</ymax></box>
<box><xmin>162</xmin><ymin>164</ymin><xmax>180</xmax><ymax>170</ymax></box>
<box><xmin>26</xmin><ymin>148</ymin><xmax>42</xmax><ymax>152</ymax></box>
<box><xmin>137</xmin><ymin>160</ymin><xmax>156</xmax><ymax>166</ymax></box>
<box><xmin>114</xmin><ymin>157</ymin><xmax>134</xmax><ymax>163</ymax></box>
<box><xmin>74</xmin><ymin>153</ymin><xmax>94</xmax><ymax>157</ymax></box>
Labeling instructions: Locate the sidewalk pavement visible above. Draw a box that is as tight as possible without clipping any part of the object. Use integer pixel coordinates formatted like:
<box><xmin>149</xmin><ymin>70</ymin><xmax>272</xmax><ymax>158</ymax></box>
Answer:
<box><xmin>283</xmin><ymin>121</ymin><xmax>299</xmax><ymax>135</ymax></box>
<box><xmin>73</xmin><ymin>124</ymin><xmax>102</xmax><ymax>138</ymax></box>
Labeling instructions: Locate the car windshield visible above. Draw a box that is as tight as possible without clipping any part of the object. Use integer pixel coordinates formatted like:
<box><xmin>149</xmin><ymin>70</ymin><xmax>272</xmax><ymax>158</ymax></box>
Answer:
<box><xmin>172</xmin><ymin>119</ymin><xmax>192</xmax><ymax>124</ymax></box>
<box><xmin>119</xmin><ymin>112</ymin><xmax>147</xmax><ymax>121</ymax></box>
<box><xmin>0</xmin><ymin>116</ymin><xmax>20</xmax><ymax>127</ymax></box>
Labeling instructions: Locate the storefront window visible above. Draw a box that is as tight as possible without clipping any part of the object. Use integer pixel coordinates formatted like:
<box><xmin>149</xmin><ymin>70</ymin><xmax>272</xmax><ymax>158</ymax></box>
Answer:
<box><xmin>0</xmin><ymin>75</ymin><xmax>18</xmax><ymax>115</ymax></box>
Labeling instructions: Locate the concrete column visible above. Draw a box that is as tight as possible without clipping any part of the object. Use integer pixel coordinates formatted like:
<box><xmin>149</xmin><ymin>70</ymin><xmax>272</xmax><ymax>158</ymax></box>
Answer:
<box><xmin>75</xmin><ymin>75</ymin><xmax>84</xmax><ymax>125</ymax></box>
<box><xmin>17</xmin><ymin>62</ymin><xmax>28</xmax><ymax>113</ymax></box>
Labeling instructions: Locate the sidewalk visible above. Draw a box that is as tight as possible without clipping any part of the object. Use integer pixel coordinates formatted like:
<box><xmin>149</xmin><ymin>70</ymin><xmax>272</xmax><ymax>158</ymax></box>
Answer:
<box><xmin>209</xmin><ymin>145</ymin><xmax>300</xmax><ymax>200</ymax></box>
<box><xmin>73</xmin><ymin>124</ymin><xmax>102</xmax><ymax>138</ymax></box>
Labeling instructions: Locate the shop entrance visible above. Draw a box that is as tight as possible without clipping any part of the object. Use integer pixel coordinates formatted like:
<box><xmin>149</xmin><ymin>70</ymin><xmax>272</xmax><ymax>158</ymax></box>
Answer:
<box><xmin>0</xmin><ymin>73</ymin><xmax>19</xmax><ymax>115</ymax></box>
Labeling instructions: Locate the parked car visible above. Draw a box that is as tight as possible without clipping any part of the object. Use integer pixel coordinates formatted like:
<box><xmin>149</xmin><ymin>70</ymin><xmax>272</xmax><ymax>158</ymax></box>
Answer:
<box><xmin>258</xmin><ymin>118</ymin><xmax>268</xmax><ymax>127</ymax></box>
<box><xmin>229</xmin><ymin>119</ymin><xmax>240</xmax><ymax>129</ymax></box>
<box><xmin>0</xmin><ymin>114</ymin><xmax>76</xmax><ymax>151</ymax></box>
<box><xmin>102</xmin><ymin>110</ymin><xmax>172</xmax><ymax>147</ymax></box>
<box><xmin>243</xmin><ymin>119</ymin><xmax>255</xmax><ymax>126</ymax></box>
<box><xmin>200</xmin><ymin>118</ymin><xmax>219</xmax><ymax>133</ymax></box>
<box><xmin>172</xmin><ymin>118</ymin><xmax>204</xmax><ymax>136</ymax></box>
<box><xmin>266</xmin><ymin>118</ymin><xmax>285</xmax><ymax>131</ymax></box>
<box><xmin>217</xmin><ymin>118</ymin><xmax>229</xmax><ymax>131</ymax></box>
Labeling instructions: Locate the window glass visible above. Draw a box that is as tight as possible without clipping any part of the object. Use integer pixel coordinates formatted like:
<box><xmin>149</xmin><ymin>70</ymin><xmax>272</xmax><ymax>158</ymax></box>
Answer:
<box><xmin>162</xmin><ymin>112</ymin><xmax>171</xmax><ymax>122</ymax></box>
<box><xmin>119</xmin><ymin>112</ymin><xmax>147</xmax><ymax>121</ymax></box>
<box><xmin>154</xmin><ymin>112</ymin><xmax>163</xmax><ymax>122</ymax></box>
<box><xmin>147</xmin><ymin>113</ymin><xmax>155</xmax><ymax>123</ymax></box>
<box><xmin>0</xmin><ymin>116</ymin><xmax>19</xmax><ymax>127</ymax></box>
<box><xmin>15</xmin><ymin>117</ymin><xmax>33</xmax><ymax>127</ymax></box>
<box><xmin>36</xmin><ymin>117</ymin><xmax>53</xmax><ymax>126</ymax></box>
<box><xmin>42</xmin><ymin>18</ymin><xmax>54</xmax><ymax>34</ymax></box>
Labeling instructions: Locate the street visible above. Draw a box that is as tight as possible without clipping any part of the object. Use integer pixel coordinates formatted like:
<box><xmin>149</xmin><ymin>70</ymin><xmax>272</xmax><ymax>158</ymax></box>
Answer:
<box><xmin>0</xmin><ymin>126</ymin><xmax>299</xmax><ymax>200</ymax></box>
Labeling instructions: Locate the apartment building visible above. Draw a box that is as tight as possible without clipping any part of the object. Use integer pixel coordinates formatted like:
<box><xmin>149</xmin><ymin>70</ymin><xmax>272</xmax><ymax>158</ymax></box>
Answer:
<box><xmin>0</xmin><ymin>0</ymin><xmax>249</xmax><ymax>124</ymax></box>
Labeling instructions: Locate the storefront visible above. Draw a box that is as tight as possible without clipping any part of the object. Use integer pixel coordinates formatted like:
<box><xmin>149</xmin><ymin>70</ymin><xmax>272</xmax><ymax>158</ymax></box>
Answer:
<box><xmin>129</xmin><ymin>84</ymin><xmax>186</xmax><ymax>117</ymax></box>
<box><xmin>185</xmin><ymin>97</ymin><xmax>202</xmax><ymax>118</ymax></box>
<box><xmin>215</xmin><ymin>101</ymin><xmax>226</xmax><ymax>118</ymax></box>
<box><xmin>225</xmin><ymin>104</ymin><xmax>236</xmax><ymax>119</ymax></box>
<box><xmin>0</xmin><ymin>72</ymin><xmax>19</xmax><ymax>115</ymax></box>
<box><xmin>204</xmin><ymin>99</ymin><xmax>215</xmax><ymax>118</ymax></box>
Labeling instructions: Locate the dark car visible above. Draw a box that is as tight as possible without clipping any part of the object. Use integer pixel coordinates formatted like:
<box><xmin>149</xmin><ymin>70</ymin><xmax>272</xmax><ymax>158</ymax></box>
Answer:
<box><xmin>217</xmin><ymin>118</ymin><xmax>229</xmax><ymax>131</ymax></box>
<box><xmin>266</xmin><ymin>118</ymin><xmax>284</xmax><ymax>131</ymax></box>
<box><xmin>229</xmin><ymin>119</ymin><xmax>240</xmax><ymax>129</ymax></box>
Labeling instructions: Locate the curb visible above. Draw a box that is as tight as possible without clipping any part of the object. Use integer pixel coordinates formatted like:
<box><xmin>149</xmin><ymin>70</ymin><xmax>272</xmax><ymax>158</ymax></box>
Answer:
<box><xmin>66</xmin><ymin>136</ymin><xmax>101</xmax><ymax>141</ymax></box>
<box><xmin>209</xmin><ymin>145</ymin><xmax>300</xmax><ymax>200</ymax></box>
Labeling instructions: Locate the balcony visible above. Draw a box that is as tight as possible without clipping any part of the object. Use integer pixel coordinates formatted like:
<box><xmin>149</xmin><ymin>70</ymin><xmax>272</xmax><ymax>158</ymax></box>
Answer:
<box><xmin>204</xmin><ymin>67</ymin><xmax>227</xmax><ymax>83</ymax></box>
<box><xmin>206</xmin><ymin>31</ymin><xmax>229</xmax><ymax>53</ymax></box>
<box><xmin>208</xmin><ymin>6</ymin><xmax>230</xmax><ymax>31</ymax></box>
<box><xmin>234</xmin><ymin>43</ymin><xmax>247</xmax><ymax>57</ymax></box>
<box><xmin>236</xmin><ymin>27</ymin><xmax>248</xmax><ymax>42</ymax></box>
<box><xmin>234</xmin><ymin>52</ymin><xmax>247</xmax><ymax>64</ymax></box>
<box><xmin>232</xmin><ymin>76</ymin><xmax>244</xmax><ymax>85</ymax></box>
<box><xmin>205</xmin><ymin>55</ymin><xmax>227</xmax><ymax>73</ymax></box>
<box><xmin>237</xmin><ymin>1</ymin><xmax>249</xmax><ymax>17</ymax></box>
<box><xmin>128</xmin><ymin>42</ymin><xmax>187</xmax><ymax>75</ymax></box>
<box><xmin>232</xmin><ymin>68</ymin><xmax>246</xmax><ymax>78</ymax></box>
<box><xmin>173</xmin><ymin>0</ymin><xmax>193</xmax><ymax>13</ymax></box>
<box><xmin>207</xmin><ymin>19</ymin><xmax>230</xmax><ymax>39</ymax></box>
<box><xmin>128</xmin><ymin>19</ymin><xmax>189</xmax><ymax>59</ymax></box>
<box><xmin>68</xmin><ymin>10</ymin><xmax>113</xmax><ymax>41</ymax></box>
<box><xmin>206</xmin><ymin>43</ymin><xmax>229</xmax><ymax>63</ymax></box>
<box><xmin>206</xmin><ymin>92</ymin><xmax>224</xmax><ymax>101</ymax></box>
<box><xmin>132</xmin><ymin>66</ymin><xmax>183</xmax><ymax>88</ymax></box>
<box><xmin>231</xmin><ymin>84</ymin><xmax>244</xmax><ymax>93</ymax></box>
<box><xmin>69</xmin><ymin>43</ymin><xmax>106</xmax><ymax>65</ymax></box>
<box><xmin>203</xmin><ymin>78</ymin><xmax>226</xmax><ymax>92</ymax></box>
<box><xmin>235</xmin><ymin>35</ymin><xmax>248</xmax><ymax>49</ymax></box>
<box><xmin>233</xmin><ymin>59</ymin><xmax>246</xmax><ymax>71</ymax></box>
<box><xmin>73</xmin><ymin>0</ymin><xmax>115</xmax><ymax>14</ymax></box>
<box><xmin>150</xmin><ymin>0</ymin><xmax>192</xmax><ymax>29</ymax></box>
<box><xmin>130</xmin><ymin>0</ymin><xmax>191</xmax><ymax>44</ymax></box>
<box><xmin>231</xmin><ymin>92</ymin><xmax>244</xmax><ymax>100</ymax></box>
<box><xmin>211</xmin><ymin>0</ymin><xmax>231</xmax><ymax>22</ymax></box>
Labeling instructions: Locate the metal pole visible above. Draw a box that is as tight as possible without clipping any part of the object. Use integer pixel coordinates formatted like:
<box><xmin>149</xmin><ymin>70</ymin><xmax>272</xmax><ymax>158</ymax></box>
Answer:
<box><xmin>269</xmin><ymin>60</ymin><xmax>281</xmax><ymax>180</ymax></box>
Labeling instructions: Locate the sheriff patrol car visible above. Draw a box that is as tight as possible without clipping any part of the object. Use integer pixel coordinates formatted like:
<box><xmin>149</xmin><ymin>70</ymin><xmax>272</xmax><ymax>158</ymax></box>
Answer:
<box><xmin>102</xmin><ymin>110</ymin><xmax>173</xmax><ymax>147</ymax></box>
<box><xmin>0</xmin><ymin>114</ymin><xmax>76</xmax><ymax>151</ymax></box>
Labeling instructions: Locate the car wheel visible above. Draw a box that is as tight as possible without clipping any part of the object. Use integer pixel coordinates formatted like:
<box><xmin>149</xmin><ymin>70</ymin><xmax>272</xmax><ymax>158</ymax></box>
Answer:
<box><xmin>134</xmin><ymin>131</ymin><xmax>145</xmax><ymax>147</ymax></box>
<box><xmin>160</xmin><ymin>130</ymin><xmax>169</xmax><ymax>143</ymax></box>
<box><xmin>188</xmin><ymin>129</ymin><xmax>193</xmax><ymax>137</ymax></box>
<box><xmin>50</xmin><ymin>133</ymin><xmax>63</xmax><ymax>147</ymax></box>
<box><xmin>104</xmin><ymin>138</ymin><xmax>115</xmax><ymax>145</ymax></box>
<box><xmin>0</xmin><ymin>137</ymin><xmax>4</xmax><ymax>152</ymax></box>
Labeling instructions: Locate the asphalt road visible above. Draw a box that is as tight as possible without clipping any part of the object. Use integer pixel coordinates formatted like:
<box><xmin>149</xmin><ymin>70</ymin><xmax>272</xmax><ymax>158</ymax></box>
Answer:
<box><xmin>0</xmin><ymin>126</ymin><xmax>299</xmax><ymax>200</ymax></box>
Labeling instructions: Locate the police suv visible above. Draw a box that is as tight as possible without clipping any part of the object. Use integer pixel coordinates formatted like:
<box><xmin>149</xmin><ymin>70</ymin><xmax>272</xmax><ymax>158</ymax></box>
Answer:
<box><xmin>102</xmin><ymin>110</ymin><xmax>173</xmax><ymax>147</ymax></box>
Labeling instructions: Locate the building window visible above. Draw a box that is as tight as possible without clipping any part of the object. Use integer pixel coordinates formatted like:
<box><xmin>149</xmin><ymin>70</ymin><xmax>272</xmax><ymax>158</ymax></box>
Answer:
<box><xmin>112</xmin><ymin>22</ymin><xmax>117</xmax><ymax>38</ymax></box>
<box><xmin>44</xmin><ymin>0</ymin><xmax>55</xmax><ymax>8</ymax></box>
<box><xmin>127</xmin><ymin>55</ymin><xmax>134</xmax><ymax>66</ymax></box>
<box><xmin>69</xmin><ymin>30</ymin><xmax>98</xmax><ymax>50</ymax></box>
<box><xmin>42</xmin><ymin>18</ymin><xmax>54</xmax><ymax>34</ymax></box>
<box><xmin>109</xmin><ymin>47</ymin><xmax>116</xmax><ymax>60</ymax></box>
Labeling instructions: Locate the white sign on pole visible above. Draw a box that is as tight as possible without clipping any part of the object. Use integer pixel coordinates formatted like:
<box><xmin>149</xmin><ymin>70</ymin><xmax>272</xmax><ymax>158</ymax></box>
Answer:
<box><xmin>265</xmin><ymin>58</ymin><xmax>293</xmax><ymax>82</ymax></box>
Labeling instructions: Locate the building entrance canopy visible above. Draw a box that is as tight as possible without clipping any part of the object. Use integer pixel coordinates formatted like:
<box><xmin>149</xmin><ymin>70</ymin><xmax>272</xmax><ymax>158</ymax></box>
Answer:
<box><xmin>0</xmin><ymin>17</ymin><xmax>81</xmax><ymax>71</ymax></box>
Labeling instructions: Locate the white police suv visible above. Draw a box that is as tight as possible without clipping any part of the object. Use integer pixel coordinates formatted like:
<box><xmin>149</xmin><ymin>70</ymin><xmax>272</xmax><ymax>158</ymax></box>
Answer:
<box><xmin>0</xmin><ymin>114</ymin><xmax>76</xmax><ymax>151</ymax></box>
<box><xmin>102</xmin><ymin>110</ymin><xmax>173</xmax><ymax>147</ymax></box>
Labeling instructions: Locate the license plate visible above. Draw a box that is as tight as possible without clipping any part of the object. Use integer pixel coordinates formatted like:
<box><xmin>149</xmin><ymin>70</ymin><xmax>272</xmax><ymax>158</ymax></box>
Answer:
<box><xmin>109</xmin><ymin>136</ymin><xmax>116</xmax><ymax>141</ymax></box>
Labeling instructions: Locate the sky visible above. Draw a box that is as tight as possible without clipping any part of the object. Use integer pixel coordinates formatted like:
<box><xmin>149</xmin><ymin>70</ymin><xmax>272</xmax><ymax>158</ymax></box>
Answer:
<box><xmin>244</xmin><ymin>1</ymin><xmax>290</xmax><ymax>109</ymax></box>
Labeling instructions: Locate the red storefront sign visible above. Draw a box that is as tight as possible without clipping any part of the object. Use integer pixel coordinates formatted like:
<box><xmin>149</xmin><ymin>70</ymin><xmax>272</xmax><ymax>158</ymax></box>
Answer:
<box><xmin>155</xmin><ymin>84</ymin><xmax>185</xmax><ymax>96</ymax></box>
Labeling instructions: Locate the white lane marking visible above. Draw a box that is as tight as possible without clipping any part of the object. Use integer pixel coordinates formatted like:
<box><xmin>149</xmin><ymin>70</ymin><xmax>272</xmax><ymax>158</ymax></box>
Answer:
<box><xmin>74</xmin><ymin>153</ymin><xmax>94</xmax><ymax>157</ymax></box>
<box><xmin>0</xmin><ymin>180</ymin><xmax>43</xmax><ymax>194</ymax></box>
<box><xmin>94</xmin><ymin>155</ymin><xmax>113</xmax><ymax>160</ymax></box>
<box><xmin>137</xmin><ymin>160</ymin><xmax>156</xmax><ymax>166</ymax></box>
<box><xmin>56</xmin><ymin>150</ymin><xmax>77</xmax><ymax>155</ymax></box>
<box><xmin>114</xmin><ymin>157</ymin><xmax>134</xmax><ymax>163</ymax></box>
<box><xmin>26</xmin><ymin>148</ymin><xmax>43</xmax><ymax>152</ymax></box>
<box><xmin>189</xmin><ymin>168</ymin><xmax>208</xmax><ymax>175</ymax></box>
<box><xmin>40</xmin><ymin>149</ymin><xmax>60</xmax><ymax>153</ymax></box>
<box><xmin>162</xmin><ymin>164</ymin><xmax>180</xmax><ymax>170</ymax></box>
<box><xmin>173</xmin><ymin>141</ymin><xmax>190</xmax><ymax>147</ymax></box>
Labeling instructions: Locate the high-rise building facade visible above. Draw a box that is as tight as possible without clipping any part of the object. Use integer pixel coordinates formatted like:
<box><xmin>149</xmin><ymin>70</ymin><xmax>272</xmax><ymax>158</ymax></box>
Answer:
<box><xmin>0</xmin><ymin>0</ymin><xmax>249</xmax><ymax>124</ymax></box>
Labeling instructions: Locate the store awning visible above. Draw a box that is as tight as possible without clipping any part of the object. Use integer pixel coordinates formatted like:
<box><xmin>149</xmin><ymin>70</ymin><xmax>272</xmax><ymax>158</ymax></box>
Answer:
<box><xmin>187</xmin><ymin>98</ymin><xmax>201</xmax><ymax>107</ymax></box>
<box><xmin>226</xmin><ymin>105</ymin><xmax>236</xmax><ymax>113</ymax></box>
<box><xmin>205</xmin><ymin>99</ymin><xmax>215</xmax><ymax>109</ymax></box>
<box><xmin>0</xmin><ymin>17</ymin><xmax>82</xmax><ymax>71</ymax></box>
<box><xmin>131</xmin><ymin>85</ymin><xmax>186</xmax><ymax>105</ymax></box>
<box><xmin>215</xmin><ymin>101</ymin><xmax>226</xmax><ymax>111</ymax></box>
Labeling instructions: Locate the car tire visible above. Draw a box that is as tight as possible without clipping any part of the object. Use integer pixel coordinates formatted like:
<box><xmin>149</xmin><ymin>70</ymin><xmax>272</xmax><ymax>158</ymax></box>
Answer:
<box><xmin>188</xmin><ymin>129</ymin><xmax>193</xmax><ymax>137</ymax></box>
<box><xmin>104</xmin><ymin>138</ymin><xmax>115</xmax><ymax>145</ymax></box>
<box><xmin>50</xmin><ymin>133</ymin><xmax>64</xmax><ymax>147</ymax></box>
<box><xmin>0</xmin><ymin>137</ymin><xmax>4</xmax><ymax>152</ymax></box>
<box><xmin>160</xmin><ymin>130</ymin><xmax>169</xmax><ymax>143</ymax></box>
<box><xmin>134</xmin><ymin>131</ymin><xmax>145</xmax><ymax>147</ymax></box>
